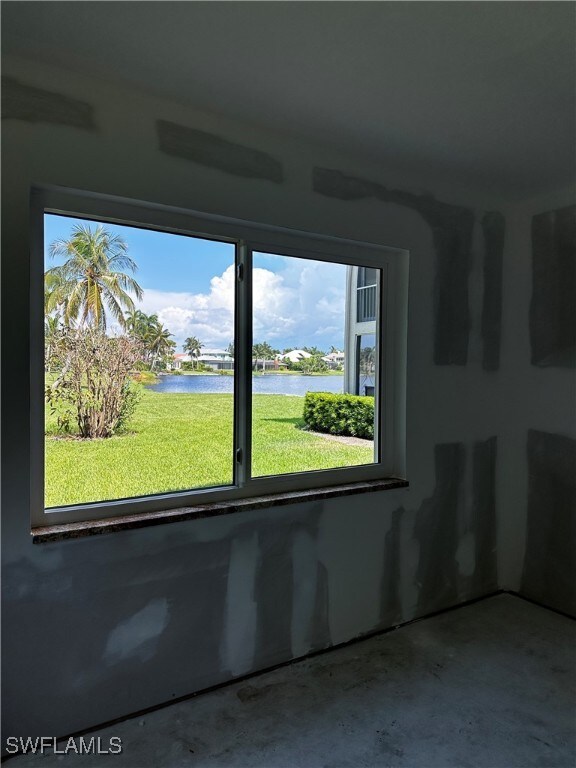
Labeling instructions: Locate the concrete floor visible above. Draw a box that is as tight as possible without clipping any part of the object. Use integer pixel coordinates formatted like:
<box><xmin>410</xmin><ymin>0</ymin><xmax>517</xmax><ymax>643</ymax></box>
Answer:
<box><xmin>10</xmin><ymin>594</ymin><xmax>576</xmax><ymax>768</ymax></box>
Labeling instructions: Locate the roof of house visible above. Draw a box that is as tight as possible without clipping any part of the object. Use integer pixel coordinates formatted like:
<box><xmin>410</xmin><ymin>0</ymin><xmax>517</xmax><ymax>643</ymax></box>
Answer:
<box><xmin>279</xmin><ymin>350</ymin><xmax>312</xmax><ymax>362</ymax></box>
<box><xmin>201</xmin><ymin>348</ymin><xmax>233</xmax><ymax>357</ymax></box>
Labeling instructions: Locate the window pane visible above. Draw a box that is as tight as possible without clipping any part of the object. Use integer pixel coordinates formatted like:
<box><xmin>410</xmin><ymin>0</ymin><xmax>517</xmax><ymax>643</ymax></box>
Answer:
<box><xmin>357</xmin><ymin>268</ymin><xmax>378</xmax><ymax>322</ymax></box>
<box><xmin>357</xmin><ymin>267</ymin><xmax>377</xmax><ymax>288</ymax></box>
<box><xmin>356</xmin><ymin>333</ymin><xmax>376</xmax><ymax>396</ymax></box>
<box><xmin>251</xmin><ymin>253</ymin><xmax>379</xmax><ymax>478</ymax></box>
<box><xmin>44</xmin><ymin>214</ymin><xmax>235</xmax><ymax>507</ymax></box>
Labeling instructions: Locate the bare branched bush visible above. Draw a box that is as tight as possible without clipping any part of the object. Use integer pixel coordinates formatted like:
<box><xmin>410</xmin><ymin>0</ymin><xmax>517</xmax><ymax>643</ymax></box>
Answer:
<box><xmin>46</xmin><ymin>328</ymin><xmax>142</xmax><ymax>438</ymax></box>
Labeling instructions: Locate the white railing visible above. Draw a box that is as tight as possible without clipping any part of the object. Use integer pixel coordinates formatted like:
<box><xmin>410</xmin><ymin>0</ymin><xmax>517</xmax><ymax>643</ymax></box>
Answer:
<box><xmin>357</xmin><ymin>284</ymin><xmax>377</xmax><ymax>322</ymax></box>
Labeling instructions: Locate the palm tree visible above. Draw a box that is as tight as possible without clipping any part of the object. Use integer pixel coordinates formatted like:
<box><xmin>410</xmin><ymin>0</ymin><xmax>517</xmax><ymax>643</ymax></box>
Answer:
<box><xmin>303</xmin><ymin>345</ymin><xmax>325</xmax><ymax>357</ymax></box>
<box><xmin>183</xmin><ymin>336</ymin><xmax>203</xmax><ymax>369</ymax></box>
<box><xmin>125</xmin><ymin>309</ymin><xmax>150</xmax><ymax>341</ymax></box>
<box><xmin>252</xmin><ymin>341</ymin><xmax>276</xmax><ymax>372</ymax></box>
<box><xmin>148</xmin><ymin>319</ymin><xmax>175</xmax><ymax>370</ymax></box>
<box><xmin>45</xmin><ymin>224</ymin><xmax>143</xmax><ymax>331</ymax></box>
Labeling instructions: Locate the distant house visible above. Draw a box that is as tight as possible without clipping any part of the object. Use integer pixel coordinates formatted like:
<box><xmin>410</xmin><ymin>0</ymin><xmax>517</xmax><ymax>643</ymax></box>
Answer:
<box><xmin>278</xmin><ymin>349</ymin><xmax>311</xmax><ymax>364</ymax></box>
<box><xmin>344</xmin><ymin>267</ymin><xmax>377</xmax><ymax>396</ymax></box>
<box><xmin>252</xmin><ymin>358</ymin><xmax>285</xmax><ymax>371</ymax></box>
<box><xmin>321</xmin><ymin>351</ymin><xmax>345</xmax><ymax>369</ymax></box>
<box><xmin>171</xmin><ymin>353</ymin><xmax>191</xmax><ymax>370</ymax></box>
<box><xmin>171</xmin><ymin>349</ymin><xmax>234</xmax><ymax>371</ymax></box>
<box><xmin>197</xmin><ymin>348</ymin><xmax>234</xmax><ymax>371</ymax></box>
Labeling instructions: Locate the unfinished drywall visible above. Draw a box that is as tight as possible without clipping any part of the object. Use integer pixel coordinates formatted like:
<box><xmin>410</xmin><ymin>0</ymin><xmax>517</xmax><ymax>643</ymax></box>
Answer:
<box><xmin>313</xmin><ymin>167</ymin><xmax>479</xmax><ymax>366</ymax></box>
<box><xmin>521</xmin><ymin>430</ymin><xmax>576</xmax><ymax>615</ymax></box>
<box><xmin>471</xmin><ymin>437</ymin><xmax>498</xmax><ymax>593</ymax></box>
<box><xmin>313</xmin><ymin>168</ymin><xmax>507</xmax><ymax>372</ymax></box>
<box><xmin>530</xmin><ymin>205</ymin><xmax>576</xmax><ymax>367</ymax></box>
<box><xmin>1</xmin><ymin>75</ymin><xmax>96</xmax><ymax>131</ymax></box>
<box><xmin>0</xmin><ymin>55</ymin><xmax>520</xmax><ymax>741</ymax></box>
<box><xmin>495</xmin><ymin>187</ymin><xmax>575</xmax><ymax>607</ymax></box>
<box><xmin>379</xmin><ymin>438</ymin><xmax>498</xmax><ymax>625</ymax></box>
<box><xmin>157</xmin><ymin>120</ymin><xmax>284</xmax><ymax>183</ymax></box>
<box><xmin>414</xmin><ymin>444</ymin><xmax>465</xmax><ymax>613</ymax></box>
<box><xmin>480</xmin><ymin>213</ymin><xmax>505</xmax><ymax>371</ymax></box>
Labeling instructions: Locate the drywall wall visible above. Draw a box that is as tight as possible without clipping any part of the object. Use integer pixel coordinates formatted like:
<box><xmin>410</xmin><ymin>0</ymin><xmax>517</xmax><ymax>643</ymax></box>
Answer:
<box><xmin>522</xmin><ymin>430</ymin><xmax>575</xmax><ymax>615</ymax></box>
<box><xmin>157</xmin><ymin>120</ymin><xmax>284</xmax><ymax>184</ymax></box>
<box><xmin>530</xmin><ymin>205</ymin><xmax>576</xmax><ymax>368</ymax></box>
<box><xmin>0</xmin><ymin>54</ymin><xmax>546</xmax><ymax>740</ymax></box>
<box><xmin>496</xmin><ymin>189</ymin><xmax>575</xmax><ymax>610</ymax></box>
<box><xmin>2</xmin><ymin>76</ymin><xmax>96</xmax><ymax>131</ymax></box>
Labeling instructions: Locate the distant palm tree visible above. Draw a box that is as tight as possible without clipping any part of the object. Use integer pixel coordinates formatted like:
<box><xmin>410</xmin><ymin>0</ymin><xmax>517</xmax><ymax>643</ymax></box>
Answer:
<box><xmin>125</xmin><ymin>309</ymin><xmax>151</xmax><ymax>341</ymax></box>
<box><xmin>303</xmin><ymin>345</ymin><xmax>325</xmax><ymax>357</ymax></box>
<box><xmin>148</xmin><ymin>320</ymin><xmax>175</xmax><ymax>370</ymax></box>
<box><xmin>183</xmin><ymin>336</ymin><xmax>203</xmax><ymax>369</ymax></box>
<box><xmin>45</xmin><ymin>224</ymin><xmax>143</xmax><ymax>331</ymax></box>
<box><xmin>252</xmin><ymin>341</ymin><xmax>276</xmax><ymax>372</ymax></box>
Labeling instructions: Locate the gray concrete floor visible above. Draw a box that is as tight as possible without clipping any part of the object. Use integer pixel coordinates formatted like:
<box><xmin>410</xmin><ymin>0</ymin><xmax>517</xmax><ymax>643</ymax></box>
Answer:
<box><xmin>10</xmin><ymin>594</ymin><xmax>576</xmax><ymax>768</ymax></box>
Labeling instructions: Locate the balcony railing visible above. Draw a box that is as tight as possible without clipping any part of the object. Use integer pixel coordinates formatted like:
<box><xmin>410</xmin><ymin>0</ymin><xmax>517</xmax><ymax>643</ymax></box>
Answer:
<box><xmin>357</xmin><ymin>284</ymin><xmax>377</xmax><ymax>323</ymax></box>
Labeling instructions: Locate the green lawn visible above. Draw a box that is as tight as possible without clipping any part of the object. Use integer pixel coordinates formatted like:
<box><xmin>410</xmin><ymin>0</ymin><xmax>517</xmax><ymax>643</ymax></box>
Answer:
<box><xmin>45</xmin><ymin>390</ymin><xmax>374</xmax><ymax>507</ymax></box>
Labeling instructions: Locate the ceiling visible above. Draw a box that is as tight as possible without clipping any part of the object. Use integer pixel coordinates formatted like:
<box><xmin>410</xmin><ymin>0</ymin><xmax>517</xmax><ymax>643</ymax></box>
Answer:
<box><xmin>2</xmin><ymin>1</ymin><xmax>575</xmax><ymax>199</ymax></box>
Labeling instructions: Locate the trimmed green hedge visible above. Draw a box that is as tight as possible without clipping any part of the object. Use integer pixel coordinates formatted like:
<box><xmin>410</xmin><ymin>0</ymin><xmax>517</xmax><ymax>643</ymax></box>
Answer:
<box><xmin>303</xmin><ymin>392</ymin><xmax>374</xmax><ymax>440</ymax></box>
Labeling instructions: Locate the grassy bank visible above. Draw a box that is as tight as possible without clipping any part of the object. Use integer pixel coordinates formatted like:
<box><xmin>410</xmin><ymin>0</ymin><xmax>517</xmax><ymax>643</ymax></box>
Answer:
<box><xmin>45</xmin><ymin>390</ymin><xmax>373</xmax><ymax>507</ymax></box>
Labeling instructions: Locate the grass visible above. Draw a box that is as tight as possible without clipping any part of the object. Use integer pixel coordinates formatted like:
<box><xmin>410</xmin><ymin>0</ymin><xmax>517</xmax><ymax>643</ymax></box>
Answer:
<box><xmin>45</xmin><ymin>389</ymin><xmax>374</xmax><ymax>507</ymax></box>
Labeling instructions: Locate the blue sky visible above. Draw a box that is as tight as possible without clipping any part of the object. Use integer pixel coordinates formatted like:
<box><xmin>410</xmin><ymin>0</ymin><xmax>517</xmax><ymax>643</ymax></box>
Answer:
<box><xmin>45</xmin><ymin>214</ymin><xmax>234</xmax><ymax>295</ymax></box>
<box><xmin>44</xmin><ymin>214</ymin><xmax>347</xmax><ymax>351</ymax></box>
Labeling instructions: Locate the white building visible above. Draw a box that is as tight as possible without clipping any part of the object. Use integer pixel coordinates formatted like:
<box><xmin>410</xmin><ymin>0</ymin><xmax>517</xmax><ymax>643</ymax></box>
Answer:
<box><xmin>321</xmin><ymin>351</ymin><xmax>345</xmax><ymax>369</ymax></box>
<box><xmin>197</xmin><ymin>348</ymin><xmax>234</xmax><ymax>371</ymax></box>
<box><xmin>172</xmin><ymin>349</ymin><xmax>234</xmax><ymax>371</ymax></box>
<box><xmin>344</xmin><ymin>267</ymin><xmax>378</xmax><ymax>396</ymax></box>
<box><xmin>252</xmin><ymin>358</ymin><xmax>286</xmax><ymax>371</ymax></box>
<box><xmin>170</xmin><ymin>353</ymin><xmax>191</xmax><ymax>370</ymax></box>
<box><xmin>278</xmin><ymin>349</ymin><xmax>311</xmax><ymax>364</ymax></box>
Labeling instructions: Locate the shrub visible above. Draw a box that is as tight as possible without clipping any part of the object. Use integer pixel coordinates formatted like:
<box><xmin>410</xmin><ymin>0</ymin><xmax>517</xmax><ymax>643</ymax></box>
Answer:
<box><xmin>303</xmin><ymin>392</ymin><xmax>374</xmax><ymax>439</ymax></box>
<box><xmin>45</xmin><ymin>328</ymin><xmax>142</xmax><ymax>438</ymax></box>
<box><xmin>298</xmin><ymin>355</ymin><xmax>328</xmax><ymax>374</ymax></box>
<box><xmin>115</xmin><ymin>382</ymin><xmax>141</xmax><ymax>432</ymax></box>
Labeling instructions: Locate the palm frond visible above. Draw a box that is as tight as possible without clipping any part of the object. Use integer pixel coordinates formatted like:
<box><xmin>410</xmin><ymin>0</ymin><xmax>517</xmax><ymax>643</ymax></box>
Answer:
<box><xmin>45</xmin><ymin>223</ymin><xmax>143</xmax><ymax>330</ymax></box>
<box><xmin>104</xmin><ymin>291</ymin><xmax>130</xmax><ymax>330</ymax></box>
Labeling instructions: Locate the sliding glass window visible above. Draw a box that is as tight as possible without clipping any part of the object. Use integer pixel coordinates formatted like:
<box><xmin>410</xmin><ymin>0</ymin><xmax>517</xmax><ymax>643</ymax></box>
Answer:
<box><xmin>32</xmin><ymin>187</ymin><xmax>407</xmax><ymax>527</ymax></box>
<box><xmin>251</xmin><ymin>251</ymin><xmax>380</xmax><ymax>478</ymax></box>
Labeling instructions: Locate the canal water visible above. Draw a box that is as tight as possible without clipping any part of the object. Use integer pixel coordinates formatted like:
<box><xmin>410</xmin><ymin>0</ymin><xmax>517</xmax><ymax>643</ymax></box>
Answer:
<box><xmin>147</xmin><ymin>374</ymin><xmax>344</xmax><ymax>396</ymax></box>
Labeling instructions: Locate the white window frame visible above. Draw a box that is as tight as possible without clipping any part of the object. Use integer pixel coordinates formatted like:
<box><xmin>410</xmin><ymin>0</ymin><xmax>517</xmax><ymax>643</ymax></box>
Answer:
<box><xmin>31</xmin><ymin>185</ymin><xmax>409</xmax><ymax>528</ymax></box>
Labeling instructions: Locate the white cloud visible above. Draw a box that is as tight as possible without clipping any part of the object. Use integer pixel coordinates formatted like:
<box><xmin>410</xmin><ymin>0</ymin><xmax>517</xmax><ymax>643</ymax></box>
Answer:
<box><xmin>138</xmin><ymin>260</ymin><xmax>347</xmax><ymax>351</ymax></box>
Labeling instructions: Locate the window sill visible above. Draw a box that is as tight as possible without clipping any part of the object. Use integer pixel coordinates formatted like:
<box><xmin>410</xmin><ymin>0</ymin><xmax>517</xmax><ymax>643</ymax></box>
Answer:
<box><xmin>31</xmin><ymin>478</ymin><xmax>408</xmax><ymax>543</ymax></box>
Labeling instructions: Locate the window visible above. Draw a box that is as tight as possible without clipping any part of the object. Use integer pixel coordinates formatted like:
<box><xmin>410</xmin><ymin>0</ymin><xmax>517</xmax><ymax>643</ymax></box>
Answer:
<box><xmin>356</xmin><ymin>333</ymin><xmax>377</xmax><ymax>396</ymax></box>
<box><xmin>356</xmin><ymin>267</ymin><xmax>378</xmax><ymax>323</ymax></box>
<box><xmin>31</xmin><ymin>187</ymin><xmax>408</xmax><ymax>528</ymax></box>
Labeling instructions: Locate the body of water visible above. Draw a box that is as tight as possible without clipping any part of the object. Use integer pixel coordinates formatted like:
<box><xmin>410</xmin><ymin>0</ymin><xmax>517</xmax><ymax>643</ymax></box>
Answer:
<box><xmin>147</xmin><ymin>374</ymin><xmax>344</xmax><ymax>396</ymax></box>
